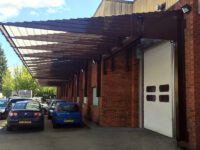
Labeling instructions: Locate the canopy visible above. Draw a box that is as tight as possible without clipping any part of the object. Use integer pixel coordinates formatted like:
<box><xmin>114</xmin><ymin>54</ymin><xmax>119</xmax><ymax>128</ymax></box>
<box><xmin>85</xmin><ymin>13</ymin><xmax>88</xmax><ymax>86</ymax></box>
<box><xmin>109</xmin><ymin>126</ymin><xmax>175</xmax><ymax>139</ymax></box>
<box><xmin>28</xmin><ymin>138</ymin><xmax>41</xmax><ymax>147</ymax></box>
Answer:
<box><xmin>0</xmin><ymin>10</ymin><xmax>182</xmax><ymax>85</ymax></box>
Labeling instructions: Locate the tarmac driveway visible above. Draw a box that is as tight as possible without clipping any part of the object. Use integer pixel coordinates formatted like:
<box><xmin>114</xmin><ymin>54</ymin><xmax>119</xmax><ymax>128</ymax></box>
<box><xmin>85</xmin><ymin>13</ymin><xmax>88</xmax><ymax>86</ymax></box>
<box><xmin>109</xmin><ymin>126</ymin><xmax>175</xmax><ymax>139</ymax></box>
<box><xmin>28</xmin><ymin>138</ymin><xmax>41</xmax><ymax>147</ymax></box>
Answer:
<box><xmin>0</xmin><ymin>118</ymin><xmax>181</xmax><ymax>150</ymax></box>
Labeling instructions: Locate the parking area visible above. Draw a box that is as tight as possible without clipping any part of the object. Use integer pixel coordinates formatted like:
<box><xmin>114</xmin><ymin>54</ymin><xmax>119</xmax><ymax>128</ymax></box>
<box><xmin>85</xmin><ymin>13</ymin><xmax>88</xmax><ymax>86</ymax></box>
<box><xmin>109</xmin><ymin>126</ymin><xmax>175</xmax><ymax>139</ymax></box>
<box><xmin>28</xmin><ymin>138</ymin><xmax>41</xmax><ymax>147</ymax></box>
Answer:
<box><xmin>0</xmin><ymin>118</ymin><xmax>181</xmax><ymax>150</ymax></box>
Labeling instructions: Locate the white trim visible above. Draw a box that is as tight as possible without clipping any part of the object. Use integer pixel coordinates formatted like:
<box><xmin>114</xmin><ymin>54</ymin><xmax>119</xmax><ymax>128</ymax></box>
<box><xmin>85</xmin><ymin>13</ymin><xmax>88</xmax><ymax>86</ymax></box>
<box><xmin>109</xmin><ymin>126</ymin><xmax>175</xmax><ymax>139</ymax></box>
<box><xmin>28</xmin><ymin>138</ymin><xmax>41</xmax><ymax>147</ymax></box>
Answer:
<box><xmin>199</xmin><ymin>0</ymin><xmax>200</xmax><ymax>14</ymax></box>
<box><xmin>83</xmin><ymin>97</ymin><xmax>88</xmax><ymax>104</ymax></box>
<box><xmin>77</xmin><ymin>97</ymin><xmax>80</xmax><ymax>103</ymax></box>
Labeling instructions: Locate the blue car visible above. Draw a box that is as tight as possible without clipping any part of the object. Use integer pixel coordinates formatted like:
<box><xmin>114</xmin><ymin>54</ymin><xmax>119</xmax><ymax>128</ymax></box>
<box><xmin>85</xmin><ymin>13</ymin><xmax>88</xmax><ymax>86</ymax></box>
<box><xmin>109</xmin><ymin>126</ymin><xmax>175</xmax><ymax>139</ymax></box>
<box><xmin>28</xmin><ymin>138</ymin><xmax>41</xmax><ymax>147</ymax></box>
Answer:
<box><xmin>52</xmin><ymin>102</ymin><xmax>82</xmax><ymax>128</ymax></box>
<box><xmin>47</xmin><ymin>99</ymin><xmax>66</xmax><ymax>119</ymax></box>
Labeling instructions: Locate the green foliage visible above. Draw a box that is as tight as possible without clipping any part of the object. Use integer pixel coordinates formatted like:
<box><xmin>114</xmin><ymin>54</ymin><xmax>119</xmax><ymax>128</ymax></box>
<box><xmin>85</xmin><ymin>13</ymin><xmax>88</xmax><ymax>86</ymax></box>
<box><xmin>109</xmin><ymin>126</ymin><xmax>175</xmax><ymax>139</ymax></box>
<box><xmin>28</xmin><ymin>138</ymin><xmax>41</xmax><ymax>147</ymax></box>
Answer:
<box><xmin>13</xmin><ymin>66</ymin><xmax>38</xmax><ymax>94</ymax></box>
<box><xmin>2</xmin><ymin>69</ymin><xmax>14</xmax><ymax>97</ymax></box>
<box><xmin>0</xmin><ymin>45</ymin><xmax>7</xmax><ymax>92</ymax></box>
<box><xmin>35</xmin><ymin>86</ymin><xmax>57</xmax><ymax>99</ymax></box>
<box><xmin>2</xmin><ymin>66</ymin><xmax>56</xmax><ymax>98</ymax></box>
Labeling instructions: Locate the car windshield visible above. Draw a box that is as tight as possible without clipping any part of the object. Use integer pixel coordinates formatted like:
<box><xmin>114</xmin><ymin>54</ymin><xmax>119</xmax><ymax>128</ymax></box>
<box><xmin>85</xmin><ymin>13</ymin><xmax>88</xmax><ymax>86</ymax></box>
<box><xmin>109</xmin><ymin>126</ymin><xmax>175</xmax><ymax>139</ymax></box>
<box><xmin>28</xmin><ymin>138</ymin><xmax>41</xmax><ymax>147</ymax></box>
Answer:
<box><xmin>51</xmin><ymin>101</ymin><xmax>65</xmax><ymax>107</ymax></box>
<box><xmin>0</xmin><ymin>101</ymin><xmax>6</xmax><ymax>107</ymax></box>
<box><xmin>13</xmin><ymin>102</ymin><xmax>40</xmax><ymax>110</ymax></box>
<box><xmin>10</xmin><ymin>99</ymin><xmax>31</xmax><ymax>107</ymax></box>
<box><xmin>13</xmin><ymin>103</ymin><xmax>26</xmax><ymax>109</ymax></box>
<box><xmin>11</xmin><ymin>99</ymin><xmax>30</xmax><ymax>103</ymax></box>
<box><xmin>57</xmin><ymin>104</ymin><xmax>79</xmax><ymax>112</ymax></box>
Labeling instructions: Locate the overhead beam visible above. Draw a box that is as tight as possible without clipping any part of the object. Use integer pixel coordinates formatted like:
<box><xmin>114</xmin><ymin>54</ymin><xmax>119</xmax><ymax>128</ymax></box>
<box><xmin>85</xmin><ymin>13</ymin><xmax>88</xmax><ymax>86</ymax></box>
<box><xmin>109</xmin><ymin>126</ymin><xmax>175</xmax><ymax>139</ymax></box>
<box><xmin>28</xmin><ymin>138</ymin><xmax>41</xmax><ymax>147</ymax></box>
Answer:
<box><xmin>22</xmin><ymin>54</ymin><xmax>98</xmax><ymax>59</ymax></box>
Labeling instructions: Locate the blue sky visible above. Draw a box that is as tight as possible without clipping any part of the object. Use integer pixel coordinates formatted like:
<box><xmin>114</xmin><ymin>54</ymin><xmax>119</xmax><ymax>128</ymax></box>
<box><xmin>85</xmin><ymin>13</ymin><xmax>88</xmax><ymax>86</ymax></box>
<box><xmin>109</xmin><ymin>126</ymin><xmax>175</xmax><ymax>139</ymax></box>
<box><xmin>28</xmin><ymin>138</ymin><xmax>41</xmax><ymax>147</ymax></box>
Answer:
<box><xmin>0</xmin><ymin>0</ymin><xmax>101</xmax><ymax>67</ymax></box>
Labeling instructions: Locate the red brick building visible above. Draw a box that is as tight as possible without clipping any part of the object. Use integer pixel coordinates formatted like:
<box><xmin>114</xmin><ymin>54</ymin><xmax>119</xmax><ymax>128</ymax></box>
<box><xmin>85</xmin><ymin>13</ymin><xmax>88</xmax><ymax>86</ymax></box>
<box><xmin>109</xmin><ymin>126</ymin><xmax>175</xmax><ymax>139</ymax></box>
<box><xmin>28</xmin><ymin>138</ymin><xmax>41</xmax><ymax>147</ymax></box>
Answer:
<box><xmin>0</xmin><ymin>0</ymin><xmax>200</xmax><ymax>149</ymax></box>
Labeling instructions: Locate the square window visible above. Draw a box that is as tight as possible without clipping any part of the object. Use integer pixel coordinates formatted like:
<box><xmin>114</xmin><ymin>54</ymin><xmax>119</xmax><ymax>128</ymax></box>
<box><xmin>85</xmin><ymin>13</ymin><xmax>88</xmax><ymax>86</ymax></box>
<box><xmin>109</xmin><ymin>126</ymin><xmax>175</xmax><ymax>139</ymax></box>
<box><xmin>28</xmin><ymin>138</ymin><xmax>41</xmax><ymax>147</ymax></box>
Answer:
<box><xmin>146</xmin><ymin>86</ymin><xmax>156</xmax><ymax>92</ymax></box>
<box><xmin>146</xmin><ymin>95</ymin><xmax>156</xmax><ymax>101</ymax></box>
<box><xmin>159</xmin><ymin>95</ymin><xmax>169</xmax><ymax>102</ymax></box>
<box><xmin>159</xmin><ymin>84</ymin><xmax>169</xmax><ymax>92</ymax></box>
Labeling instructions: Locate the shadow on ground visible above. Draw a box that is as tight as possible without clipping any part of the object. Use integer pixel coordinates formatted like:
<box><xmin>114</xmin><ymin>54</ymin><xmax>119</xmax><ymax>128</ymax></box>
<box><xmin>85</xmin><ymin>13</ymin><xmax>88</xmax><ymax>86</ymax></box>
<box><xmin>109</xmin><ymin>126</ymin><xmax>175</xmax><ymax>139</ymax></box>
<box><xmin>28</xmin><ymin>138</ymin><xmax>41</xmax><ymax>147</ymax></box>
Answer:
<box><xmin>1</xmin><ymin>123</ymin><xmax>90</xmax><ymax>134</ymax></box>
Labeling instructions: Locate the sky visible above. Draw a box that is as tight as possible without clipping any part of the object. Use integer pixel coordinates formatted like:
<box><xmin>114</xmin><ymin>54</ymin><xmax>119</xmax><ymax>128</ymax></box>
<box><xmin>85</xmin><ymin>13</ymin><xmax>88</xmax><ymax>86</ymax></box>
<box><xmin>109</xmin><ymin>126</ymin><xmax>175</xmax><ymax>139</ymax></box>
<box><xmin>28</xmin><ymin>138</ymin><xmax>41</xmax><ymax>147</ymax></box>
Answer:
<box><xmin>0</xmin><ymin>0</ymin><xmax>101</xmax><ymax>67</ymax></box>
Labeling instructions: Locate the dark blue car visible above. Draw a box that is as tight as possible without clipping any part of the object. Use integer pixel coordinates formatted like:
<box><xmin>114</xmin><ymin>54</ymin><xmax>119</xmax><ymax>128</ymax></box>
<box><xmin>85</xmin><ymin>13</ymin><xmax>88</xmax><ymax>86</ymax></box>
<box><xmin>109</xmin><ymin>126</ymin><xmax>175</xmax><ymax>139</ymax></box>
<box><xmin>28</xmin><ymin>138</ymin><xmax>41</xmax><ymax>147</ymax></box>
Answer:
<box><xmin>52</xmin><ymin>102</ymin><xmax>82</xmax><ymax>128</ymax></box>
<box><xmin>7</xmin><ymin>101</ymin><xmax>44</xmax><ymax>131</ymax></box>
<box><xmin>5</xmin><ymin>98</ymin><xmax>32</xmax><ymax>117</ymax></box>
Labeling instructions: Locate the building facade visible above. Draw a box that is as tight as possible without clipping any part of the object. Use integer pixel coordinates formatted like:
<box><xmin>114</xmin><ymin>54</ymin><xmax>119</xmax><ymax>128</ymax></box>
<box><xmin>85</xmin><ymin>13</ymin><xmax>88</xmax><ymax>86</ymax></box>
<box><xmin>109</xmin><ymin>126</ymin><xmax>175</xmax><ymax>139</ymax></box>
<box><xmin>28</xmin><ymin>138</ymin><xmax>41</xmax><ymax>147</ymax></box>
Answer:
<box><xmin>0</xmin><ymin>0</ymin><xmax>199</xmax><ymax>150</ymax></box>
<box><xmin>57</xmin><ymin>0</ymin><xmax>200</xmax><ymax>149</ymax></box>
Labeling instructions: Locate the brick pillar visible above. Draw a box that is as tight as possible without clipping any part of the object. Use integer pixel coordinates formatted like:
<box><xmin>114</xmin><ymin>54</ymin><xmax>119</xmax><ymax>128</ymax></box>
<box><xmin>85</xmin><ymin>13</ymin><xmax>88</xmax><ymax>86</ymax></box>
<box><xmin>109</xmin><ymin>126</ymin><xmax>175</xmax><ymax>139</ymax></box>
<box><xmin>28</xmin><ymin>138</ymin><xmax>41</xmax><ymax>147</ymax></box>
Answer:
<box><xmin>79</xmin><ymin>71</ymin><xmax>84</xmax><ymax>106</ymax></box>
<box><xmin>192</xmin><ymin>1</ymin><xmax>200</xmax><ymax>149</ymax></box>
<box><xmin>56</xmin><ymin>86</ymin><xmax>61</xmax><ymax>99</ymax></box>
<box><xmin>130</xmin><ymin>49</ymin><xmax>139</xmax><ymax>128</ymax></box>
<box><xmin>100</xmin><ymin>50</ymin><xmax>132</xmax><ymax>127</ymax></box>
<box><xmin>175</xmin><ymin>0</ymin><xmax>200</xmax><ymax>149</ymax></box>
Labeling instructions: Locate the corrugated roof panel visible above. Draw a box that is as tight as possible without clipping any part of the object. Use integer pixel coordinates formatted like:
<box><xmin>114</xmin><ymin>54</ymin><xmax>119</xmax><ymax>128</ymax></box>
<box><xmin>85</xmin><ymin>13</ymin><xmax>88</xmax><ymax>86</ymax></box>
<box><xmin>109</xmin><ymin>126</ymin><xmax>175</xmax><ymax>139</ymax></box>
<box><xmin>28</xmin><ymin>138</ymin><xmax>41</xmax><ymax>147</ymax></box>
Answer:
<box><xmin>0</xmin><ymin>10</ymin><xmax>182</xmax><ymax>85</ymax></box>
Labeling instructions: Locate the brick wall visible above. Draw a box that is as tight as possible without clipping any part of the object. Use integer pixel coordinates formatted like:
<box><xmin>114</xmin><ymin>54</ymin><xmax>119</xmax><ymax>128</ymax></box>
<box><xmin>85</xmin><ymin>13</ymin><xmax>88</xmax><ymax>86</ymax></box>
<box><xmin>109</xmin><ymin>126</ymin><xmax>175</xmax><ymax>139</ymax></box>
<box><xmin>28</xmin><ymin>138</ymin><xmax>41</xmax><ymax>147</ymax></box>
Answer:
<box><xmin>99</xmin><ymin>49</ymin><xmax>139</xmax><ymax>127</ymax></box>
<box><xmin>81</xmin><ymin>61</ymin><xmax>100</xmax><ymax>123</ymax></box>
<box><xmin>194</xmin><ymin>3</ymin><xmax>200</xmax><ymax>149</ymax></box>
<box><xmin>82</xmin><ymin>62</ymin><xmax>92</xmax><ymax>120</ymax></box>
<box><xmin>190</xmin><ymin>1</ymin><xmax>200</xmax><ymax>149</ymax></box>
<box><xmin>130</xmin><ymin>49</ymin><xmax>139</xmax><ymax>127</ymax></box>
<box><xmin>174</xmin><ymin>0</ymin><xmax>200</xmax><ymax>149</ymax></box>
<box><xmin>90</xmin><ymin>106</ymin><xmax>99</xmax><ymax>123</ymax></box>
<box><xmin>90</xmin><ymin>62</ymin><xmax>99</xmax><ymax>123</ymax></box>
<box><xmin>57</xmin><ymin>86</ymin><xmax>61</xmax><ymax>99</ymax></box>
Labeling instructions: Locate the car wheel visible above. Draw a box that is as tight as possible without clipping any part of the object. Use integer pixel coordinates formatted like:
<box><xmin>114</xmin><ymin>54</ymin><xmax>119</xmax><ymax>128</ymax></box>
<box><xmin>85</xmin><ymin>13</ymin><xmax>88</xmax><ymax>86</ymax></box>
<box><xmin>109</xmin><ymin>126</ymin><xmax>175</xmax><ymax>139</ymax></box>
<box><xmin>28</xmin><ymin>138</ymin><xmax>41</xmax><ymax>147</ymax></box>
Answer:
<box><xmin>6</xmin><ymin>125</ymin><xmax>13</xmax><ymax>131</ymax></box>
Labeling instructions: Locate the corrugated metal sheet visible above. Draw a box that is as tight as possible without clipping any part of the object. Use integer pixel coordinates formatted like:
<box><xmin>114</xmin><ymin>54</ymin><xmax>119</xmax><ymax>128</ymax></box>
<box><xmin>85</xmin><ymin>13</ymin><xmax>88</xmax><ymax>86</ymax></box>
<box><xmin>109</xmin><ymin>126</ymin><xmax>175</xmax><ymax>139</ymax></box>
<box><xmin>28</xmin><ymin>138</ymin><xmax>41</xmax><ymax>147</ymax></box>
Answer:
<box><xmin>94</xmin><ymin>0</ymin><xmax>133</xmax><ymax>17</ymax></box>
<box><xmin>0</xmin><ymin>10</ymin><xmax>182</xmax><ymax>85</ymax></box>
<box><xmin>133</xmin><ymin>0</ymin><xmax>178</xmax><ymax>13</ymax></box>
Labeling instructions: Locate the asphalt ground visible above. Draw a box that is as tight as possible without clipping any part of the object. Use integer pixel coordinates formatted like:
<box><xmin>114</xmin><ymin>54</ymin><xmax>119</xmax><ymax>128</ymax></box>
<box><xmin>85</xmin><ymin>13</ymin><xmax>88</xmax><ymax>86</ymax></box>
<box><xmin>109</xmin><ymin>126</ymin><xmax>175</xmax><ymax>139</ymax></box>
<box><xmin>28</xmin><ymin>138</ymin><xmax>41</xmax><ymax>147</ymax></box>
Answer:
<box><xmin>0</xmin><ymin>118</ymin><xmax>181</xmax><ymax>150</ymax></box>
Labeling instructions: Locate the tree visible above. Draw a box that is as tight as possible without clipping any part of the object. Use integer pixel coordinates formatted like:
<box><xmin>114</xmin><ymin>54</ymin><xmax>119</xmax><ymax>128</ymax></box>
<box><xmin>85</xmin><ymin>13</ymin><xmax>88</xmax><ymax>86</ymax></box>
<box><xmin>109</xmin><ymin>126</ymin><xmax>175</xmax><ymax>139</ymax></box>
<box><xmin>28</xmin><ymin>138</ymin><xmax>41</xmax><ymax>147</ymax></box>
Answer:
<box><xmin>13</xmin><ymin>66</ymin><xmax>56</xmax><ymax>98</ymax></box>
<box><xmin>13</xmin><ymin>66</ymin><xmax>38</xmax><ymax>94</ymax></box>
<box><xmin>2</xmin><ymin>65</ymin><xmax>57</xmax><ymax>98</ymax></box>
<box><xmin>0</xmin><ymin>45</ymin><xmax>7</xmax><ymax>92</ymax></box>
<box><xmin>35</xmin><ymin>86</ymin><xmax>56</xmax><ymax>99</ymax></box>
<box><xmin>2</xmin><ymin>69</ymin><xmax>14</xmax><ymax>97</ymax></box>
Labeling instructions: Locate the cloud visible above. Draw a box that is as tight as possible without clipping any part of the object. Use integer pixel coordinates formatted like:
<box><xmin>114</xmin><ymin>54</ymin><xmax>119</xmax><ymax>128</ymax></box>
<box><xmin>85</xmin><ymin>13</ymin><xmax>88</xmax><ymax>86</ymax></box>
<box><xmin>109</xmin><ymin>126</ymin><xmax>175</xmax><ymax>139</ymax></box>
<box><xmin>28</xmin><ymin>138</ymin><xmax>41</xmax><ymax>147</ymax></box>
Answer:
<box><xmin>0</xmin><ymin>0</ymin><xmax>65</xmax><ymax>21</ymax></box>
<box><xmin>0</xmin><ymin>5</ymin><xmax>19</xmax><ymax>21</ymax></box>
<box><xmin>46</xmin><ymin>6</ymin><xmax>71</xmax><ymax>14</ymax></box>
<box><xmin>46</xmin><ymin>8</ymin><xmax>57</xmax><ymax>14</ymax></box>
<box><xmin>30</xmin><ymin>11</ymin><xmax>39</xmax><ymax>16</ymax></box>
